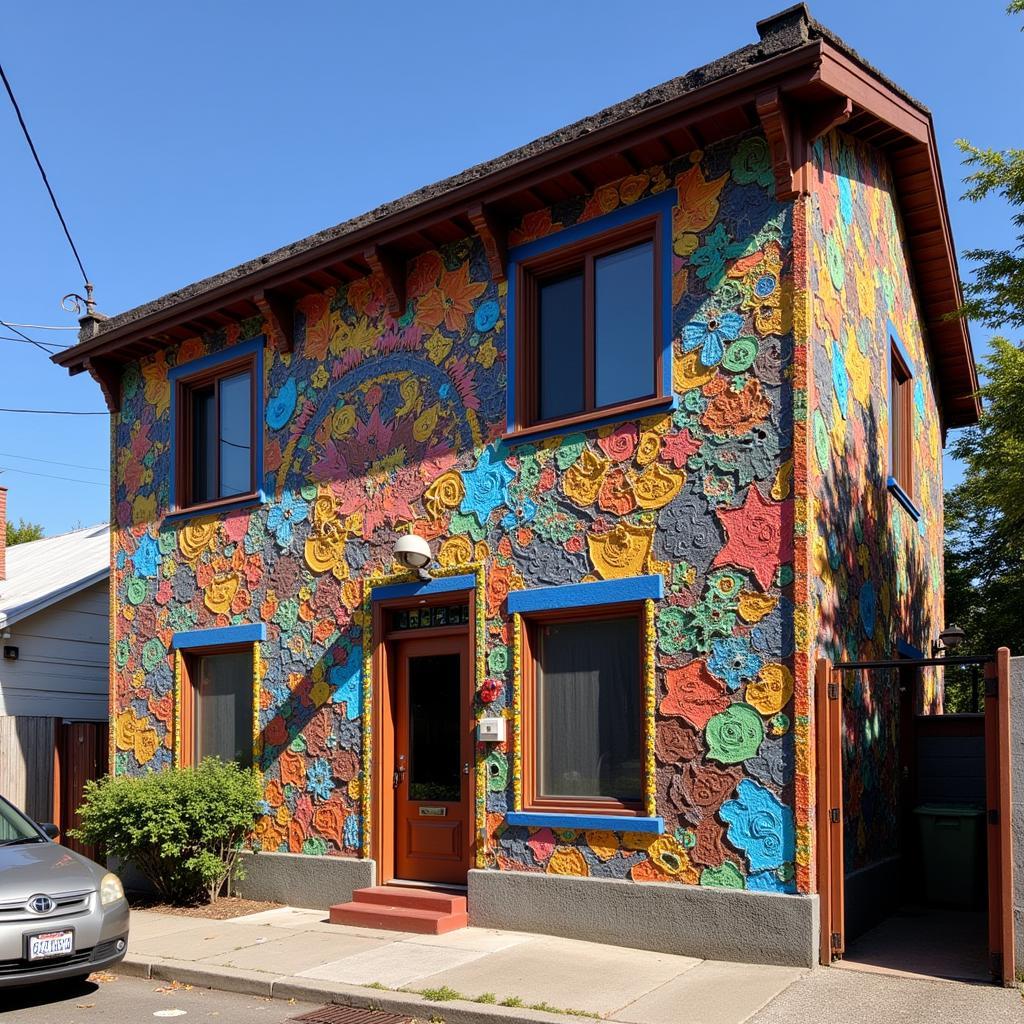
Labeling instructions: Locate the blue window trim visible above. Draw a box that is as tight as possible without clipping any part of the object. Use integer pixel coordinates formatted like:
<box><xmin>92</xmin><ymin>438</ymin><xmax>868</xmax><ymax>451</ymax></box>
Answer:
<box><xmin>168</xmin><ymin>335</ymin><xmax>266</xmax><ymax>514</ymax></box>
<box><xmin>371</xmin><ymin>573</ymin><xmax>476</xmax><ymax>603</ymax></box>
<box><xmin>508</xmin><ymin>574</ymin><xmax>663</xmax><ymax>614</ymax></box>
<box><xmin>171</xmin><ymin>623</ymin><xmax>267</xmax><ymax>650</ymax></box>
<box><xmin>505</xmin><ymin>190</ymin><xmax>677</xmax><ymax>436</ymax></box>
<box><xmin>506</xmin><ymin>811</ymin><xmax>664</xmax><ymax>833</ymax></box>
<box><xmin>886</xmin><ymin>321</ymin><xmax>922</xmax><ymax>522</ymax></box>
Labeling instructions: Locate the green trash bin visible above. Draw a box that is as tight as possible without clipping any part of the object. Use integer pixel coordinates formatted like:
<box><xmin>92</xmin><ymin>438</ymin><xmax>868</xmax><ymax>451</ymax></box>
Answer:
<box><xmin>913</xmin><ymin>803</ymin><xmax>985</xmax><ymax>908</ymax></box>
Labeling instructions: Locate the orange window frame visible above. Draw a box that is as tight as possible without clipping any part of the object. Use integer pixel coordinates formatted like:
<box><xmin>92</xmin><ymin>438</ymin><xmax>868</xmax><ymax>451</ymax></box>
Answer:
<box><xmin>178</xmin><ymin>643</ymin><xmax>253</xmax><ymax>768</ymax></box>
<box><xmin>514</xmin><ymin>217</ymin><xmax>663</xmax><ymax>435</ymax></box>
<box><xmin>520</xmin><ymin>604</ymin><xmax>644</xmax><ymax>816</ymax></box>
<box><xmin>174</xmin><ymin>353</ymin><xmax>259</xmax><ymax>515</ymax></box>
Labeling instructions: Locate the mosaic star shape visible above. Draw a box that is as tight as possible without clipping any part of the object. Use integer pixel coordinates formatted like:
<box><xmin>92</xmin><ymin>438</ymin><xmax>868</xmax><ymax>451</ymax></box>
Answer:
<box><xmin>710</xmin><ymin>483</ymin><xmax>792</xmax><ymax>591</ymax></box>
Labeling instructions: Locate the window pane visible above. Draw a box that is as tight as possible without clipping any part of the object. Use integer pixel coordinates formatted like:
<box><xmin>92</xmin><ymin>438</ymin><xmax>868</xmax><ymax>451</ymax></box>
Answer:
<box><xmin>408</xmin><ymin>653</ymin><xmax>461</xmax><ymax>801</ymax></box>
<box><xmin>595</xmin><ymin>242</ymin><xmax>655</xmax><ymax>408</ymax></box>
<box><xmin>538</xmin><ymin>273</ymin><xmax>584</xmax><ymax>421</ymax></box>
<box><xmin>537</xmin><ymin>617</ymin><xmax>641</xmax><ymax>801</ymax></box>
<box><xmin>194</xmin><ymin>651</ymin><xmax>253</xmax><ymax>768</ymax></box>
<box><xmin>190</xmin><ymin>384</ymin><xmax>217</xmax><ymax>504</ymax></box>
<box><xmin>219</xmin><ymin>371</ymin><xmax>252</xmax><ymax>498</ymax></box>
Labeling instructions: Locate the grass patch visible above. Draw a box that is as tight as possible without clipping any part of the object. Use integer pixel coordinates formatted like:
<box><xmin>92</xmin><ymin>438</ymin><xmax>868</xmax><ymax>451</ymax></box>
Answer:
<box><xmin>500</xmin><ymin>995</ymin><xmax>524</xmax><ymax>1007</ymax></box>
<box><xmin>364</xmin><ymin>982</ymin><xmax>389</xmax><ymax>990</ymax></box>
<box><xmin>419</xmin><ymin>985</ymin><xmax>464</xmax><ymax>1002</ymax></box>
<box><xmin>528</xmin><ymin>1003</ymin><xmax>600</xmax><ymax>1018</ymax></box>
<box><xmin>475</xmin><ymin>992</ymin><xmax>498</xmax><ymax>1004</ymax></box>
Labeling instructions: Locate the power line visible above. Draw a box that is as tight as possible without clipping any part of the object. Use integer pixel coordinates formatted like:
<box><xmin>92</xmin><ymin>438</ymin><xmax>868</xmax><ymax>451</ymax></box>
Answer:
<box><xmin>0</xmin><ymin>465</ymin><xmax>105</xmax><ymax>486</ymax></box>
<box><xmin>0</xmin><ymin>334</ymin><xmax>64</xmax><ymax>352</ymax></box>
<box><xmin>0</xmin><ymin>318</ymin><xmax>55</xmax><ymax>356</ymax></box>
<box><xmin>0</xmin><ymin>451</ymin><xmax>104</xmax><ymax>472</ymax></box>
<box><xmin>2</xmin><ymin>322</ymin><xmax>77</xmax><ymax>331</ymax></box>
<box><xmin>0</xmin><ymin>408</ymin><xmax>107</xmax><ymax>416</ymax></box>
<box><xmin>0</xmin><ymin>61</ymin><xmax>90</xmax><ymax>287</ymax></box>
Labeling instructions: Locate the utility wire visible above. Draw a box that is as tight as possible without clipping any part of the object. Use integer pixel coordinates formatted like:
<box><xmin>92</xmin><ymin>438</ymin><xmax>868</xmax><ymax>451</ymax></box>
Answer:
<box><xmin>0</xmin><ymin>451</ymin><xmax>104</xmax><ymax>472</ymax></box>
<box><xmin>0</xmin><ymin>318</ymin><xmax>56</xmax><ymax>356</ymax></box>
<box><xmin>0</xmin><ymin>465</ymin><xmax>105</xmax><ymax>486</ymax></box>
<box><xmin>0</xmin><ymin>408</ymin><xmax>107</xmax><ymax>416</ymax></box>
<box><xmin>2</xmin><ymin>322</ymin><xmax>77</xmax><ymax>331</ymax></box>
<box><xmin>0</xmin><ymin>61</ymin><xmax>89</xmax><ymax>286</ymax></box>
<box><xmin>1</xmin><ymin>334</ymin><xmax>63</xmax><ymax>352</ymax></box>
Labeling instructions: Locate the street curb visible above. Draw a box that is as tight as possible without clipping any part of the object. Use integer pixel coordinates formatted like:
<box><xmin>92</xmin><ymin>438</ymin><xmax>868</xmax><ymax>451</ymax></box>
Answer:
<box><xmin>120</xmin><ymin>952</ymin><xmax>594</xmax><ymax>1023</ymax></box>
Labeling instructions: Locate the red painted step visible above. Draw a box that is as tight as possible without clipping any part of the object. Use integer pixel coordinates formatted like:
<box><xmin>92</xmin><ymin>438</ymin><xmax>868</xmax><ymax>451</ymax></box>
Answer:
<box><xmin>329</xmin><ymin>885</ymin><xmax>469</xmax><ymax>934</ymax></box>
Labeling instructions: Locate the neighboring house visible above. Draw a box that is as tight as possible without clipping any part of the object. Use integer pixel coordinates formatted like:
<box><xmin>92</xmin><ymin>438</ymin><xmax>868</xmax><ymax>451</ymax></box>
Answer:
<box><xmin>0</xmin><ymin>486</ymin><xmax>110</xmax><ymax>850</ymax></box>
<box><xmin>55</xmin><ymin>8</ymin><xmax>980</xmax><ymax>967</ymax></box>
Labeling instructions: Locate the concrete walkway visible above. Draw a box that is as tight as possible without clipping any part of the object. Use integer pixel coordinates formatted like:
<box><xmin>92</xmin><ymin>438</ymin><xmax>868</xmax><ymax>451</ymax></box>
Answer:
<box><xmin>123</xmin><ymin>907</ymin><xmax>1024</xmax><ymax>1024</ymax></box>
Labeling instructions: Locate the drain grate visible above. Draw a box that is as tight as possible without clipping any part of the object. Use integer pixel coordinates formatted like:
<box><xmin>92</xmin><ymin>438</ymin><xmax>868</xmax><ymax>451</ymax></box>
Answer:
<box><xmin>288</xmin><ymin>1005</ymin><xmax>414</xmax><ymax>1024</ymax></box>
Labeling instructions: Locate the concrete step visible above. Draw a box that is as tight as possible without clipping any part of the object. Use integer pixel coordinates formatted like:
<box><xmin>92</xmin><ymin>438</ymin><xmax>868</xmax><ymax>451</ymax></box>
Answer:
<box><xmin>351</xmin><ymin>885</ymin><xmax>467</xmax><ymax>915</ymax></box>
<box><xmin>329</xmin><ymin>898</ymin><xmax>469</xmax><ymax>934</ymax></box>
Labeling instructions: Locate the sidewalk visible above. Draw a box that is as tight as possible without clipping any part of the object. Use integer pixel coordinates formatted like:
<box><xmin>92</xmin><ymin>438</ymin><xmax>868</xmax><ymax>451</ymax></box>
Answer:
<box><xmin>123</xmin><ymin>906</ymin><xmax>804</xmax><ymax>1023</ymax></box>
<box><xmin>122</xmin><ymin>907</ymin><xmax>1024</xmax><ymax>1024</ymax></box>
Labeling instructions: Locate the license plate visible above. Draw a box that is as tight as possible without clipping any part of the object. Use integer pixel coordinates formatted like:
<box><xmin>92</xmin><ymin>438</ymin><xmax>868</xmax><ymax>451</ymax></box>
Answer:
<box><xmin>28</xmin><ymin>930</ymin><xmax>74</xmax><ymax>960</ymax></box>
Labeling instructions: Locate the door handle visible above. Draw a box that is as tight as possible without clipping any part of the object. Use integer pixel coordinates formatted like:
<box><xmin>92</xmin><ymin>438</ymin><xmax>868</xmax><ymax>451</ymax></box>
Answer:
<box><xmin>393</xmin><ymin>764</ymin><xmax>406</xmax><ymax>788</ymax></box>
<box><xmin>463</xmin><ymin>762</ymin><xmax>470</xmax><ymax>775</ymax></box>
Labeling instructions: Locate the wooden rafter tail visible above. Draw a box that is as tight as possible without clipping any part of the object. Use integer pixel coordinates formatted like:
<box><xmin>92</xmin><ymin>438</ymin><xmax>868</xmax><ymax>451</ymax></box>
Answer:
<box><xmin>803</xmin><ymin>95</ymin><xmax>853</xmax><ymax>143</ymax></box>
<box><xmin>252</xmin><ymin>288</ymin><xmax>294</xmax><ymax>353</ymax></box>
<box><xmin>755</xmin><ymin>87</ymin><xmax>799</xmax><ymax>201</ymax></box>
<box><xmin>83</xmin><ymin>356</ymin><xmax>121</xmax><ymax>415</ymax></box>
<box><xmin>363</xmin><ymin>244</ymin><xmax>406</xmax><ymax>318</ymax></box>
<box><xmin>468</xmin><ymin>203</ymin><xmax>507</xmax><ymax>282</ymax></box>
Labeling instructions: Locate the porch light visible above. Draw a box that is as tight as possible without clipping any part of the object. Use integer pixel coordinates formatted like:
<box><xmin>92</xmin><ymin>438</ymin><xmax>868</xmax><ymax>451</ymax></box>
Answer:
<box><xmin>932</xmin><ymin>624</ymin><xmax>966</xmax><ymax>656</ymax></box>
<box><xmin>394</xmin><ymin>534</ymin><xmax>433</xmax><ymax>581</ymax></box>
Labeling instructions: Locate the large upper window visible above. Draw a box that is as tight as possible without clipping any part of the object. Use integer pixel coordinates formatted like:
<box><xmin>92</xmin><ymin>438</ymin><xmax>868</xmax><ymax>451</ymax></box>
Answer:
<box><xmin>889</xmin><ymin>339</ymin><xmax>913</xmax><ymax>502</ymax></box>
<box><xmin>181</xmin><ymin>648</ymin><xmax>253</xmax><ymax>768</ymax></box>
<box><xmin>516</xmin><ymin>220</ymin><xmax>661</xmax><ymax>431</ymax></box>
<box><xmin>175</xmin><ymin>356</ymin><xmax>255</xmax><ymax>511</ymax></box>
<box><xmin>523</xmin><ymin>610</ymin><xmax>642</xmax><ymax>813</ymax></box>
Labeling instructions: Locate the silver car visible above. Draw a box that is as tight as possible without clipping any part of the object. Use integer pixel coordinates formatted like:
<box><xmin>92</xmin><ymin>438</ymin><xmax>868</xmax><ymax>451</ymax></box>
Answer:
<box><xmin>0</xmin><ymin>794</ymin><xmax>129</xmax><ymax>987</ymax></box>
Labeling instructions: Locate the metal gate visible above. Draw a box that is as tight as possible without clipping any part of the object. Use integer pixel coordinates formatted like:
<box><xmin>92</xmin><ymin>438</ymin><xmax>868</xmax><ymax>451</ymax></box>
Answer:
<box><xmin>816</xmin><ymin>649</ymin><xmax>1015</xmax><ymax>986</ymax></box>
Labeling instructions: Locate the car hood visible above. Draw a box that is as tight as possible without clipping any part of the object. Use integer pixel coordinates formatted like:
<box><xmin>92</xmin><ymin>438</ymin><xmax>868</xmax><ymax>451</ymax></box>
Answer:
<box><xmin>0</xmin><ymin>842</ymin><xmax>105</xmax><ymax>901</ymax></box>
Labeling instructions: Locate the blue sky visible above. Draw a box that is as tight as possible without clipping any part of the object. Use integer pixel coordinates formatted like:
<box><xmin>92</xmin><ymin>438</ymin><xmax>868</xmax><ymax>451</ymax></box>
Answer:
<box><xmin>1</xmin><ymin>1</ymin><xmax>1017</xmax><ymax>536</ymax></box>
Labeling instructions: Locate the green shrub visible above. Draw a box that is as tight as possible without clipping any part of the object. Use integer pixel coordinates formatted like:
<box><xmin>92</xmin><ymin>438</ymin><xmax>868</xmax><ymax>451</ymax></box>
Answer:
<box><xmin>72</xmin><ymin>757</ymin><xmax>262</xmax><ymax>904</ymax></box>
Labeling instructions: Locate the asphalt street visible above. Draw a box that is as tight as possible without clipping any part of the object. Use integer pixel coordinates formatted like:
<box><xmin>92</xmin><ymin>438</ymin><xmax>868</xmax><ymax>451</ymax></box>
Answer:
<box><xmin>0</xmin><ymin>972</ymin><xmax>322</xmax><ymax>1024</ymax></box>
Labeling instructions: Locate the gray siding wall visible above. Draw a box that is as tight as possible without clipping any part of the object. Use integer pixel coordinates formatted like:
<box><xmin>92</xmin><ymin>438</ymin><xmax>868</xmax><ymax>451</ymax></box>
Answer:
<box><xmin>0</xmin><ymin>579</ymin><xmax>108</xmax><ymax>720</ymax></box>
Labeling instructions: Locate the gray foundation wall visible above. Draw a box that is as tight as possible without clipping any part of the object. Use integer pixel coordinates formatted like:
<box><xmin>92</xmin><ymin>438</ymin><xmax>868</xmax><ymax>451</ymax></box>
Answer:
<box><xmin>1011</xmin><ymin>656</ymin><xmax>1024</xmax><ymax>978</ymax></box>
<box><xmin>231</xmin><ymin>851</ymin><xmax>374</xmax><ymax>909</ymax></box>
<box><xmin>468</xmin><ymin>869</ymin><xmax>818</xmax><ymax>967</ymax></box>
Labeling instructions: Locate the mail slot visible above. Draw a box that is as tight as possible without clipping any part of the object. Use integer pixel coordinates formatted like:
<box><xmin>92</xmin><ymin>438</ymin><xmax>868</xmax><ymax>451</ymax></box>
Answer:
<box><xmin>419</xmin><ymin>806</ymin><xmax>447</xmax><ymax>817</ymax></box>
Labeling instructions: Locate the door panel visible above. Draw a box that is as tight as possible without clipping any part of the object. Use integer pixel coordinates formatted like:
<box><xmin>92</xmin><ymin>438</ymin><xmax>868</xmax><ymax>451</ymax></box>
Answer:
<box><xmin>395</xmin><ymin>636</ymin><xmax>472</xmax><ymax>884</ymax></box>
<box><xmin>815</xmin><ymin>658</ymin><xmax>844</xmax><ymax>964</ymax></box>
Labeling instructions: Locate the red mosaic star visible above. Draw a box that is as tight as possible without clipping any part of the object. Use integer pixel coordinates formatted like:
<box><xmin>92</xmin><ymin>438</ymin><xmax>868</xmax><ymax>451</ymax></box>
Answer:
<box><xmin>661</xmin><ymin>660</ymin><xmax>729</xmax><ymax>729</ymax></box>
<box><xmin>710</xmin><ymin>484</ymin><xmax>792</xmax><ymax>591</ymax></box>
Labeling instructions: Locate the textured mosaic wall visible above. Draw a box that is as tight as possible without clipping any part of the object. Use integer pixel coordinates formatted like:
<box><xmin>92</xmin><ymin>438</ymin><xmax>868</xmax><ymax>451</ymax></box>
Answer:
<box><xmin>111</xmin><ymin>130</ymin><xmax>807</xmax><ymax>895</ymax></box>
<box><xmin>806</xmin><ymin>131</ymin><xmax>944</xmax><ymax>874</ymax></box>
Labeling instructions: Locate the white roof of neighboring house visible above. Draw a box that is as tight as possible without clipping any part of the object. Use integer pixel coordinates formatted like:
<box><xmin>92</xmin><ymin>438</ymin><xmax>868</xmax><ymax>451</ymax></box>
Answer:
<box><xmin>0</xmin><ymin>523</ymin><xmax>109</xmax><ymax>629</ymax></box>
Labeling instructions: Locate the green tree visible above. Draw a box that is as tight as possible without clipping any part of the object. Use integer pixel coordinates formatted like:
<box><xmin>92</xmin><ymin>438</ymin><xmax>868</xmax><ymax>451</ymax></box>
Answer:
<box><xmin>5</xmin><ymin>517</ymin><xmax>44</xmax><ymax>545</ymax></box>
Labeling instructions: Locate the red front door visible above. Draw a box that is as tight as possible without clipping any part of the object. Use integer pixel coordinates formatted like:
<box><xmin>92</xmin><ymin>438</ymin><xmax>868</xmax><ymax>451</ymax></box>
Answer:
<box><xmin>394</xmin><ymin>635</ymin><xmax>473</xmax><ymax>884</ymax></box>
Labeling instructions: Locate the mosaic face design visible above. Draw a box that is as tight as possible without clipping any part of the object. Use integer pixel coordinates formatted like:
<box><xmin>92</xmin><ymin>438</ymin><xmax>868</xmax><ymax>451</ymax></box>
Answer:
<box><xmin>111</xmin><ymin>130</ymin><xmax>808</xmax><ymax>892</ymax></box>
<box><xmin>807</xmin><ymin>131</ymin><xmax>944</xmax><ymax>873</ymax></box>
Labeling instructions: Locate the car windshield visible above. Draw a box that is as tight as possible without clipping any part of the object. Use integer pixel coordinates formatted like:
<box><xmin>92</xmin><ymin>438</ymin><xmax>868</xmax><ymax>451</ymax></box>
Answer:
<box><xmin>0</xmin><ymin>798</ymin><xmax>42</xmax><ymax>845</ymax></box>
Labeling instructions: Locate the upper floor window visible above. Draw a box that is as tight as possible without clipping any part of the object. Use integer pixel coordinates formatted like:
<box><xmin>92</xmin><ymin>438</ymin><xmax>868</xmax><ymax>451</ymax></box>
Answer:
<box><xmin>888</xmin><ymin>339</ymin><xmax>913</xmax><ymax>503</ymax></box>
<box><xmin>174</xmin><ymin>355</ymin><xmax>256</xmax><ymax>511</ymax></box>
<box><xmin>509</xmin><ymin>202</ymin><xmax>671</xmax><ymax>437</ymax></box>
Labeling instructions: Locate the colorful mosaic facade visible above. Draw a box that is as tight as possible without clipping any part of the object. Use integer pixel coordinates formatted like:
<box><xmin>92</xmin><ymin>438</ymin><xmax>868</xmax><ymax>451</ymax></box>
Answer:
<box><xmin>108</xmin><ymin>126</ymin><xmax>941</xmax><ymax>898</ymax></box>
<box><xmin>806</xmin><ymin>131</ymin><xmax>945</xmax><ymax>873</ymax></box>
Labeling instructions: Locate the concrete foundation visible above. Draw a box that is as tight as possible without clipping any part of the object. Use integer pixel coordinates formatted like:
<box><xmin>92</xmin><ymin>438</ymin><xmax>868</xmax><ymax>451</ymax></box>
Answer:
<box><xmin>232</xmin><ymin>851</ymin><xmax>375</xmax><ymax>909</ymax></box>
<box><xmin>468</xmin><ymin>869</ymin><xmax>819</xmax><ymax>967</ymax></box>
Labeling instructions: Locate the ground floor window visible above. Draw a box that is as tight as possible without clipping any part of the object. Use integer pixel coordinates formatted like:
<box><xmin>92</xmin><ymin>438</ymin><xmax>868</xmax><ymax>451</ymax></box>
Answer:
<box><xmin>523</xmin><ymin>609</ymin><xmax>642</xmax><ymax>813</ymax></box>
<box><xmin>181</xmin><ymin>648</ymin><xmax>253</xmax><ymax>768</ymax></box>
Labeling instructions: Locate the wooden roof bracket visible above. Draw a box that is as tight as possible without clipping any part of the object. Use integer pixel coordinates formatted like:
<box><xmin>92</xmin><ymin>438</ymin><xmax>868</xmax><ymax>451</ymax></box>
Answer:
<box><xmin>468</xmin><ymin>203</ymin><xmax>507</xmax><ymax>282</ymax></box>
<box><xmin>83</xmin><ymin>355</ymin><xmax>120</xmax><ymax>415</ymax></box>
<box><xmin>252</xmin><ymin>288</ymin><xmax>294</xmax><ymax>353</ymax></box>
<box><xmin>363</xmin><ymin>244</ymin><xmax>406</xmax><ymax>317</ymax></box>
<box><xmin>756</xmin><ymin>87</ymin><xmax>853</xmax><ymax>200</ymax></box>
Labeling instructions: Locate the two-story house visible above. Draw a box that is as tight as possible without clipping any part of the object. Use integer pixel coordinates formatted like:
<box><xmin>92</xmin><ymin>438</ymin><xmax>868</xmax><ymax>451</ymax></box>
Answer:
<box><xmin>56</xmin><ymin>6</ymin><xmax>982</xmax><ymax>970</ymax></box>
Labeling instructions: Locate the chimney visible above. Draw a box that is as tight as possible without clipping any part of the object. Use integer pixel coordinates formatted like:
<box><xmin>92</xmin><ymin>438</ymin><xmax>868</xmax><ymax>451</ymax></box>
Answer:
<box><xmin>0</xmin><ymin>485</ymin><xmax>6</xmax><ymax>582</ymax></box>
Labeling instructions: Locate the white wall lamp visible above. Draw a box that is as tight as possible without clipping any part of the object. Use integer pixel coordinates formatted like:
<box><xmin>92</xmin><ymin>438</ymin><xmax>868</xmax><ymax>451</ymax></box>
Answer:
<box><xmin>932</xmin><ymin>624</ymin><xmax>966</xmax><ymax>657</ymax></box>
<box><xmin>394</xmin><ymin>534</ymin><xmax>433</xmax><ymax>582</ymax></box>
